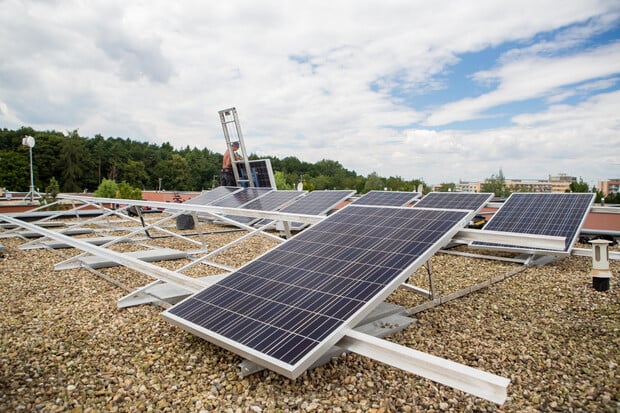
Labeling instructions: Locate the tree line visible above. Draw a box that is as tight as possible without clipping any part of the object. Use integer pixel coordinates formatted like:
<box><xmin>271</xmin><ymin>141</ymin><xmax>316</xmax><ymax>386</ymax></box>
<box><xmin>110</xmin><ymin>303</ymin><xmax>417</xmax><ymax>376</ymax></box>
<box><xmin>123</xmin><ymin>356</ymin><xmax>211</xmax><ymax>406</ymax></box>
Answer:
<box><xmin>0</xmin><ymin>127</ymin><xmax>427</xmax><ymax>195</ymax></box>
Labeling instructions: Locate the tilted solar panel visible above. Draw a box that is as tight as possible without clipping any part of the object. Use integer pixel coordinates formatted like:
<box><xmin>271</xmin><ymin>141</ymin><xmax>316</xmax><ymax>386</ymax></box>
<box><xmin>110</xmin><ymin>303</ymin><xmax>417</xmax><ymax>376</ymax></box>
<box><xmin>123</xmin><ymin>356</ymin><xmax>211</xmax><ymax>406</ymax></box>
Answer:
<box><xmin>472</xmin><ymin>193</ymin><xmax>594</xmax><ymax>253</ymax></box>
<box><xmin>255</xmin><ymin>190</ymin><xmax>355</xmax><ymax>229</ymax></box>
<box><xmin>236</xmin><ymin>159</ymin><xmax>276</xmax><ymax>188</ymax></box>
<box><xmin>163</xmin><ymin>205</ymin><xmax>473</xmax><ymax>378</ymax></box>
<box><xmin>184</xmin><ymin>186</ymin><xmax>241</xmax><ymax>206</ymax></box>
<box><xmin>414</xmin><ymin>192</ymin><xmax>494</xmax><ymax>211</ymax></box>
<box><xmin>225</xmin><ymin>190</ymin><xmax>307</xmax><ymax>225</ymax></box>
<box><xmin>352</xmin><ymin>191</ymin><xmax>421</xmax><ymax>206</ymax></box>
<box><xmin>210</xmin><ymin>187</ymin><xmax>273</xmax><ymax>208</ymax></box>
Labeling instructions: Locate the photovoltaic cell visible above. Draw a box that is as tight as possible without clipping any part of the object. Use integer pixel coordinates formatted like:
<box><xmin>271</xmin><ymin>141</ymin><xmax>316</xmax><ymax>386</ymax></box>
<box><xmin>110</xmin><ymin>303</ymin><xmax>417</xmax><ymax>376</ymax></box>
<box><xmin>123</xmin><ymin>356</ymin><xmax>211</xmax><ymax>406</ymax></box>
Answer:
<box><xmin>163</xmin><ymin>205</ymin><xmax>472</xmax><ymax>378</ymax></box>
<box><xmin>352</xmin><ymin>191</ymin><xmax>421</xmax><ymax>206</ymax></box>
<box><xmin>210</xmin><ymin>188</ymin><xmax>273</xmax><ymax>208</ymax></box>
<box><xmin>236</xmin><ymin>160</ymin><xmax>276</xmax><ymax>188</ymax></box>
<box><xmin>224</xmin><ymin>190</ymin><xmax>307</xmax><ymax>225</ymax></box>
<box><xmin>472</xmin><ymin>193</ymin><xmax>594</xmax><ymax>253</ymax></box>
<box><xmin>184</xmin><ymin>187</ymin><xmax>241</xmax><ymax>206</ymax></box>
<box><xmin>414</xmin><ymin>192</ymin><xmax>494</xmax><ymax>212</ymax></box>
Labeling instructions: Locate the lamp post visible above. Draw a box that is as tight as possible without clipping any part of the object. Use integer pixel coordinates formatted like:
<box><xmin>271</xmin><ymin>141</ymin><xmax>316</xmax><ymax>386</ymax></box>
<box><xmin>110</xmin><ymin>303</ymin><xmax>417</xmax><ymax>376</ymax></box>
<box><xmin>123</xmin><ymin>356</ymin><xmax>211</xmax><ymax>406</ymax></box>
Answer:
<box><xmin>22</xmin><ymin>135</ymin><xmax>39</xmax><ymax>203</ymax></box>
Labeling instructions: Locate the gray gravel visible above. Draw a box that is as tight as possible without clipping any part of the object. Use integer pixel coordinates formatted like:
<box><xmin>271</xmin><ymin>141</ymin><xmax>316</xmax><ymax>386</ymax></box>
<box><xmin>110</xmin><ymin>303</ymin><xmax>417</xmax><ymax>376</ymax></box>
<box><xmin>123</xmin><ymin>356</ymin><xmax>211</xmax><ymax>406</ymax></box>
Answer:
<box><xmin>0</xmin><ymin>221</ymin><xmax>618</xmax><ymax>412</ymax></box>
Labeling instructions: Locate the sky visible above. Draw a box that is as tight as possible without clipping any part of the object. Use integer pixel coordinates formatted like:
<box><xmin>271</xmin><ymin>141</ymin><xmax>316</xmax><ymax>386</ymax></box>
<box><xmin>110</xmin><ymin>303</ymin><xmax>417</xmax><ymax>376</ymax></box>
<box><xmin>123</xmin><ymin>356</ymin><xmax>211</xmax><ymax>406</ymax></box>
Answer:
<box><xmin>1</xmin><ymin>0</ymin><xmax>619</xmax><ymax>187</ymax></box>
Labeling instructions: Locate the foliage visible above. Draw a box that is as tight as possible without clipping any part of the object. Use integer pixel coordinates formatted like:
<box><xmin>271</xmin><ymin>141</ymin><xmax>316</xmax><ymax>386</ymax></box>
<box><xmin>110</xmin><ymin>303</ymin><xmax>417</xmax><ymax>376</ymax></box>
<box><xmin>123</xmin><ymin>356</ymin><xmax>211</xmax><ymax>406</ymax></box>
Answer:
<box><xmin>39</xmin><ymin>177</ymin><xmax>65</xmax><ymax>210</ymax></box>
<box><xmin>364</xmin><ymin>172</ymin><xmax>384</xmax><ymax>192</ymax></box>
<box><xmin>274</xmin><ymin>171</ymin><xmax>293</xmax><ymax>190</ymax></box>
<box><xmin>93</xmin><ymin>178</ymin><xmax>118</xmax><ymax>198</ymax></box>
<box><xmin>117</xmin><ymin>181</ymin><xmax>142</xmax><ymax>200</ymax></box>
<box><xmin>568</xmin><ymin>178</ymin><xmax>590</xmax><ymax>193</ymax></box>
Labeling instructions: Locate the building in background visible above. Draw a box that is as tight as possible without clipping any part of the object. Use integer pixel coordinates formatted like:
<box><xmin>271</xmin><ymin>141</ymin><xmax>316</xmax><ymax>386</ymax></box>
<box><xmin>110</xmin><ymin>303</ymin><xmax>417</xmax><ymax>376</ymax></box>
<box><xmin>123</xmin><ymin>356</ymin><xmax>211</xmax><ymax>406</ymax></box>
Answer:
<box><xmin>599</xmin><ymin>179</ymin><xmax>620</xmax><ymax>196</ymax></box>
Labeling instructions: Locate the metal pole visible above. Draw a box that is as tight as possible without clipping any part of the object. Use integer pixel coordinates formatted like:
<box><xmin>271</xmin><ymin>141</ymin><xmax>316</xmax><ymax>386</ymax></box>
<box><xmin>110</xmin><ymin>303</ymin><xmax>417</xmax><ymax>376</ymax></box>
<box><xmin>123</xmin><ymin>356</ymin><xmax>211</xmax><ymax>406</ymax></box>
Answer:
<box><xmin>29</xmin><ymin>146</ymin><xmax>35</xmax><ymax>203</ymax></box>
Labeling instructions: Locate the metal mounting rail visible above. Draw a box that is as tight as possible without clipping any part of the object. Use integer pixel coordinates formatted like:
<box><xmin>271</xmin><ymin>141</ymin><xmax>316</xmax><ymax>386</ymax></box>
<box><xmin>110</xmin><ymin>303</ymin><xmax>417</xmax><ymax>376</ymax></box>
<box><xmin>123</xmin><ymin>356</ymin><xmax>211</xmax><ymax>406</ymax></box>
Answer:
<box><xmin>339</xmin><ymin>329</ymin><xmax>509</xmax><ymax>404</ymax></box>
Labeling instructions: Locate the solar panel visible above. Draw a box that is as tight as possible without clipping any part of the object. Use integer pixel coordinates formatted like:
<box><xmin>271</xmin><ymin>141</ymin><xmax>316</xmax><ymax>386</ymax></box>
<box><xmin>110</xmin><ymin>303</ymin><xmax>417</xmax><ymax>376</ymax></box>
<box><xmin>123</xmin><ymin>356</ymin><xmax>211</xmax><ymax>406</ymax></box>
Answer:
<box><xmin>225</xmin><ymin>190</ymin><xmax>307</xmax><ymax>225</ymax></box>
<box><xmin>254</xmin><ymin>190</ymin><xmax>355</xmax><ymax>229</ymax></box>
<box><xmin>236</xmin><ymin>159</ymin><xmax>276</xmax><ymax>188</ymax></box>
<box><xmin>210</xmin><ymin>187</ymin><xmax>273</xmax><ymax>208</ymax></box>
<box><xmin>163</xmin><ymin>205</ymin><xmax>472</xmax><ymax>378</ymax></box>
<box><xmin>472</xmin><ymin>193</ymin><xmax>594</xmax><ymax>253</ymax></box>
<box><xmin>352</xmin><ymin>191</ymin><xmax>421</xmax><ymax>206</ymax></box>
<box><xmin>414</xmin><ymin>192</ymin><xmax>494</xmax><ymax>211</ymax></box>
<box><xmin>184</xmin><ymin>187</ymin><xmax>241</xmax><ymax>205</ymax></box>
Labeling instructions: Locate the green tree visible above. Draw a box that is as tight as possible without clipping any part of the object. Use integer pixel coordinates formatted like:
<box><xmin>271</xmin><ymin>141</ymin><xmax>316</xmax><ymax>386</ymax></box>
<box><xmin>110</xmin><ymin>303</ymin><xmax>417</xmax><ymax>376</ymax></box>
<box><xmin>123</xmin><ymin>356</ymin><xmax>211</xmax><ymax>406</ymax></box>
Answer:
<box><xmin>123</xmin><ymin>160</ymin><xmax>149</xmax><ymax>189</ymax></box>
<box><xmin>94</xmin><ymin>178</ymin><xmax>119</xmax><ymax>198</ymax></box>
<box><xmin>274</xmin><ymin>170</ymin><xmax>293</xmax><ymax>190</ymax></box>
<box><xmin>154</xmin><ymin>154</ymin><xmax>192</xmax><ymax>190</ymax></box>
<box><xmin>568</xmin><ymin>178</ymin><xmax>590</xmax><ymax>193</ymax></box>
<box><xmin>0</xmin><ymin>150</ymin><xmax>29</xmax><ymax>191</ymax></box>
<box><xmin>118</xmin><ymin>181</ymin><xmax>142</xmax><ymax>199</ymax></box>
<box><xmin>364</xmin><ymin>172</ymin><xmax>384</xmax><ymax>192</ymax></box>
<box><xmin>59</xmin><ymin>130</ymin><xmax>89</xmax><ymax>192</ymax></box>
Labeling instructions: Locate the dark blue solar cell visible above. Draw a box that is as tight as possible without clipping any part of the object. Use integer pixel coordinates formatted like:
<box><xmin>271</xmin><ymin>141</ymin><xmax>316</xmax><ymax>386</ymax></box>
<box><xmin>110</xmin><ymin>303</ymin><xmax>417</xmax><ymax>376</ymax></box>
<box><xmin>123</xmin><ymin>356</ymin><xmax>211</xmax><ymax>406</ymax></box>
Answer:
<box><xmin>352</xmin><ymin>191</ymin><xmax>420</xmax><ymax>206</ymax></box>
<box><xmin>414</xmin><ymin>192</ymin><xmax>493</xmax><ymax>211</ymax></box>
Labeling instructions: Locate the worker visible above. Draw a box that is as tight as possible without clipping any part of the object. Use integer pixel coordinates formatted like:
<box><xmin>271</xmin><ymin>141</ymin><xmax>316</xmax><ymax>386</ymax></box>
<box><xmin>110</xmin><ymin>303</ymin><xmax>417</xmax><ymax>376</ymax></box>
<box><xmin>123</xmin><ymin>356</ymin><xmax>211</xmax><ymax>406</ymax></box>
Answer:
<box><xmin>220</xmin><ymin>141</ymin><xmax>242</xmax><ymax>186</ymax></box>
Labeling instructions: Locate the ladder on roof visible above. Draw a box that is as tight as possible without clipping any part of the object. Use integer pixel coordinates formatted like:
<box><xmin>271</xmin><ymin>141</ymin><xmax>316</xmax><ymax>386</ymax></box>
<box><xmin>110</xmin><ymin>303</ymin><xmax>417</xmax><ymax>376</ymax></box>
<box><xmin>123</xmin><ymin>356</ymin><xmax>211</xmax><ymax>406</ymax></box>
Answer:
<box><xmin>218</xmin><ymin>108</ymin><xmax>254</xmax><ymax>187</ymax></box>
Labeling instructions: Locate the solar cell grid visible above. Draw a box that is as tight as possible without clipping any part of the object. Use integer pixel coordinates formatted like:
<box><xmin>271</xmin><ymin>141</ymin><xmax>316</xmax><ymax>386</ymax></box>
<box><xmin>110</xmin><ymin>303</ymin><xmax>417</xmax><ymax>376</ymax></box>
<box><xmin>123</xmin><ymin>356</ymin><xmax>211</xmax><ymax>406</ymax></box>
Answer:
<box><xmin>414</xmin><ymin>192</ymin><xmax>494</xmax><ymax>211</ymax></box>
<box><xmin>164</xmin><ymin>205</ymin><xmax>472</xmax><ymax>377</ymax></box>
<box><xmin>236</xmin><ymin>160</ymin><xmax>276</xmax><ymax>188</ymax></box>
<box><xmin>184</xmin><ymin>186</ymin><xmax>240</xmax><ymax>205</ymax></box>
<box><xmin>473</xmin><ymin>193</ymin><xmax>594</xmax><ymax>252</ymax></box>
<box><xmin>210</xmin><ymin>188</ymin><xmax>273</xmax><ymax>208</ymax></box>
<box><xmin>224</xmin><ymin>190</ymin><xmax>306</xmax><ymax>225</ymax></box>
<box><xmin>352</xmin><ymin>190</ymin><xmax>421</xmax><ymax>206</ymax></box>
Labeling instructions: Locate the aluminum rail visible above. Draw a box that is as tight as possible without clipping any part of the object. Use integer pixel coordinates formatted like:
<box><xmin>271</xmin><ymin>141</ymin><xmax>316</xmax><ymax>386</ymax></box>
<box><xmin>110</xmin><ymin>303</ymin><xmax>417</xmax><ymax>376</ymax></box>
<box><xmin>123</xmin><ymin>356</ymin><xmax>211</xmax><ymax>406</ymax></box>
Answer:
<box><xmin>0</xmin><ymin>215</ymin><xmax>208</xmax><ymax>292</ymax></box>
<box><xmin>455</xmin><ymin>228</ymin><xmax>566</xmax><ymax>250</ymax></box>
<box><xmin>339</xmin><ymin>329</ymin><xmax>509</xmax><ymax>404</ymax></box>
<box><xmin>58</xmin><ymin>194</ymin><xmax>324</xmax><ymax>225</ymax></box>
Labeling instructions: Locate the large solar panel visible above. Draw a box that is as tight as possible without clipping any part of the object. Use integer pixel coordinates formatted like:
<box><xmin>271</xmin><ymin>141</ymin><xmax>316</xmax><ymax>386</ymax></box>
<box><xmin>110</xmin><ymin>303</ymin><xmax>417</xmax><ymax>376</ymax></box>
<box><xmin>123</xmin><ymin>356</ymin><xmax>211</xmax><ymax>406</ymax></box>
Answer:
<box><xmin>210</xmin><ymin>187</ymin><xmax>273</xmax><ymax>208</ymax></box>
<box><xmin>236</xmin><ymin>159</ymin><xmax>276</xmax><ymax>188</ymax></box>
<box><xmin>225</xmin><ymin>190</ymin><xmax>307</xmax><ymax>225</ymax></box>
<box><xmin>472</xmin><ymin>193</ymin><xmax>594</xmax><ymax>253</ymax></box>
<box><xmin>351</xmin><ymin>191</ymin><xmax>421</xmax><ymax>206</ymax></box>
<box><xmin>184</xmin><ymin>186</ymin><xmax>241</xmax><ymax>205</ymax></box>
<box><xmin>163</xmin><ymin>205</ymin><xmax>473</xmax><ymax>378</ymax></box>
<box><xmin>414</xmin><ymin>192</ymin><xmax>494</xmax><ymax>211</ymax></box>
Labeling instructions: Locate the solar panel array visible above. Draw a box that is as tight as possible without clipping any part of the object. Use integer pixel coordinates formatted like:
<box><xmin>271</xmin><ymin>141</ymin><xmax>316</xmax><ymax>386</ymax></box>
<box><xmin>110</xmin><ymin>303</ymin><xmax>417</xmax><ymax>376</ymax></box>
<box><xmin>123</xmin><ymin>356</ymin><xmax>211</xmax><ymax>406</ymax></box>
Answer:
<box><xmin>236</xmin><ymin>159</ymin><xmax>276</xmax><ymax>188</ymax></box>
<box><xmin>472</xmin><ymin>193</ymin><xmax>594</xmax><ymax>253</ymax></box>
<box><xmin>163</xmin><ymin>205</ymin><xmax>472</xmax><ymax>377</ymax></box>
<box><xmin>254</xmin><ymin>190</ymin><xmax>355</xmax><ymax>229</ymax></box>
<box><xmin>210</xmin><ymin>187</ymin><xmax>273</xmax><ymax>208</ymax></box>
<box><xmin>414</xmin><ymin>192</ymin><xmax>494</xmax><ymax>211</ymax></box>
<box><xmin>224</xmin><ymin>190</ymin><xmax>307</xmax><ymax>225</ymax></box>
<box><xmin>184</xmin><ymin>186</ymin><xmax>241</xmax><ymax>206</ymax></box>
<box><xmin>352</xmin><ymin>191</ymin><xmax>421</xmax><ymax>206</ymax></box>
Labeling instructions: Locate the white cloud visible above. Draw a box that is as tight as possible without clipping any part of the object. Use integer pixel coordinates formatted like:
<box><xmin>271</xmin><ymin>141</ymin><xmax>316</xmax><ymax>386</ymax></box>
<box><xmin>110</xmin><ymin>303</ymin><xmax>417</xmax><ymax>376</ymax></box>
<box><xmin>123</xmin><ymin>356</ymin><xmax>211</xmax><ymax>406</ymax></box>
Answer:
<box><xmin>0</xmin><ymin>0</ymin><xmax>619</xmax><ymax>187</ymax></box>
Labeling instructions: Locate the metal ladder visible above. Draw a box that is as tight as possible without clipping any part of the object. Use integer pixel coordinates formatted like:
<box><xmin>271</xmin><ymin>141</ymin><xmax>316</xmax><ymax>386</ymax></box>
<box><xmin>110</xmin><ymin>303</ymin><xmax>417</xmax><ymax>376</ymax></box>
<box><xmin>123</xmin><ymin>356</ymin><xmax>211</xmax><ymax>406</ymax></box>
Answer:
<box><xmin>218</xmin><ymin>107</ymin><xmax>254</xmax><ymax>187</ymax></box>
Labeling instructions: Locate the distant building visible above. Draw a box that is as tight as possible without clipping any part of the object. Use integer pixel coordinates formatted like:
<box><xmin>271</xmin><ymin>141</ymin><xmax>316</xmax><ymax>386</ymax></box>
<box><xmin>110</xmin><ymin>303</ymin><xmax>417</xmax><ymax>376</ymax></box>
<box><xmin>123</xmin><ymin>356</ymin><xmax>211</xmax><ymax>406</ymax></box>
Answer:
<box><xmin>454</xmin><ymin>180</ymin><xmax>482</xmax><ymax>192</ymax></box>
<box><xmin>446</xmin><ymin>173</ymin><xmax>576</xmax><ymax>193</ymax></box>
<box><xmin>599</xmin><ymin>179</ymin><xmax>620</xmax><ymax>196</ymax></box>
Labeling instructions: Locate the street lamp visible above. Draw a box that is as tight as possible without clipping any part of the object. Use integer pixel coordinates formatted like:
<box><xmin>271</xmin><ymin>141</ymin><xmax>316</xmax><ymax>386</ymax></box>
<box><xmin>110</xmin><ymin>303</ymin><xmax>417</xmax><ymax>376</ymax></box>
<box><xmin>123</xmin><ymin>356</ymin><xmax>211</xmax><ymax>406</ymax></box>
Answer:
<box><xmin>22</xmin><ymin>135</ymin><xmax>40</xmax><ymax>203</ymax></box>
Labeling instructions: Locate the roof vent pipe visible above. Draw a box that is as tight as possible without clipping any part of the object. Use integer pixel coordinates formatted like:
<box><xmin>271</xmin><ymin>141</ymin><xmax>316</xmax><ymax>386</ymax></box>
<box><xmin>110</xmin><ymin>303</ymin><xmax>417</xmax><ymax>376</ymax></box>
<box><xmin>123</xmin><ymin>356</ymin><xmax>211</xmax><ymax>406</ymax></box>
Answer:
<box><xmin>589</xmin><ymin>239</ymin><xmax>612</xmax><ymax>291</ymax></box>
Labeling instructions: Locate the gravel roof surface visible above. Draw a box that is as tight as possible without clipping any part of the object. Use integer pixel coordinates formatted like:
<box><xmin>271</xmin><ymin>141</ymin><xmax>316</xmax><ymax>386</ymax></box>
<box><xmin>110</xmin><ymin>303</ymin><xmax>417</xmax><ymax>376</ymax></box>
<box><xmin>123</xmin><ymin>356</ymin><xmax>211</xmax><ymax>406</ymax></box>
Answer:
<box><xmin>0</xmin><ymin>215</ymin><xmax>618</xmax><ymax>412</ymax></box>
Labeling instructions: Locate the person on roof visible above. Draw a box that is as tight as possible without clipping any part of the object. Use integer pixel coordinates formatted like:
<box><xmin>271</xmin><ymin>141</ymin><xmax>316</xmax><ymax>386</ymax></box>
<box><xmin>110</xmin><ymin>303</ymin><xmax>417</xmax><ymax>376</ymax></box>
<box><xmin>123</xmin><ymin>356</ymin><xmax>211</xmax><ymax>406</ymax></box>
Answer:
<box><xmin>220</xmin><ymin>141</ymin><xmax>242</xmax><ymax>186</ymax></box>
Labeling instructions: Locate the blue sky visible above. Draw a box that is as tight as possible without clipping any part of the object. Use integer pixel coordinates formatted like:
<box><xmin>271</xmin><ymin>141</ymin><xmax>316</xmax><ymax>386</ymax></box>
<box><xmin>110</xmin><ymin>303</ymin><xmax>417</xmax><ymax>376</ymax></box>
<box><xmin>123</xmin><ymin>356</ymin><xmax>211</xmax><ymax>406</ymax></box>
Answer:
<box><xmin>0</xmin><ymin>0</ymin><xmax>619</xmax><ymax>188</ymax></box>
